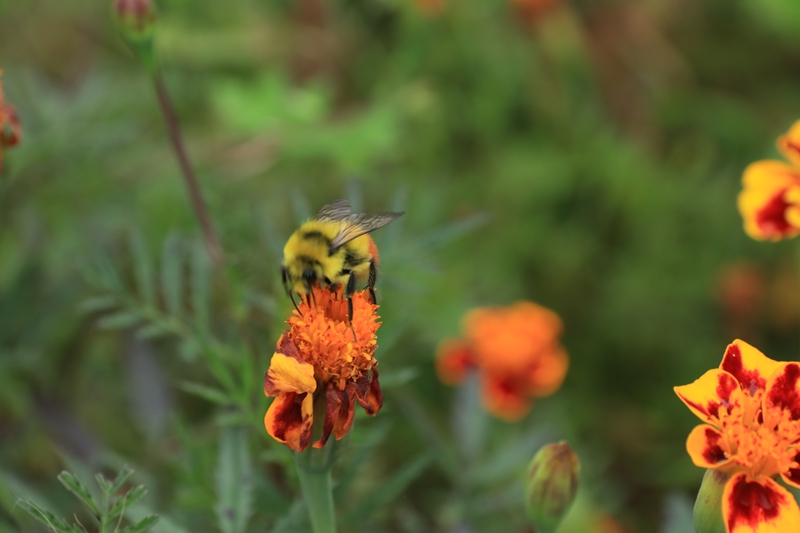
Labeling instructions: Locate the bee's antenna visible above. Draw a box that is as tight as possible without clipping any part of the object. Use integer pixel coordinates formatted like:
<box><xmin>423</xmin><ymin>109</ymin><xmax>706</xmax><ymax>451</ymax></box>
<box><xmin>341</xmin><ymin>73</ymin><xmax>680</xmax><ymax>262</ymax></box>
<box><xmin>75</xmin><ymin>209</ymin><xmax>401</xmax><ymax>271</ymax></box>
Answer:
<box><xmin>310</xmin><ymin>286</ymin><xmax>317</xmax><ymax>308</ymax></box>
<box><xmin>348</xmin><ymin>297</ymin><xmax>357</xmax><ymax>342</ymax></box>
<box><xmin>289</xmin><ymin>292</ymin><xmax>301</xmax><ymax>315</ymax></box>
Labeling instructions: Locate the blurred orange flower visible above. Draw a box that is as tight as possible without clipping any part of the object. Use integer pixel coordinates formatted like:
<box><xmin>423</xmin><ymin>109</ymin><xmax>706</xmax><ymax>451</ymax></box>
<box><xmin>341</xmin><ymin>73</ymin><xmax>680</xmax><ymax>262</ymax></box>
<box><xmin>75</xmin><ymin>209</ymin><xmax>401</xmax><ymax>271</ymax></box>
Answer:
<box><xmin>436</xmin><ymin>302</ymin><xmax>568</xmax><ymax>421</ymax></box>
<box><xmin>264</xmin><ymin>287</ymin><xmax>382</xmax><ymax>452</ymax></box>
<box><xmin>738</xmin><ymin>120</ymin><xmax>800</xmax><ymax>241</ymax></box>
<box><xmin>675</xmin><ymin>340</ymin><xmax>800</xmax><ymax>532</ymax></box>
<box><xmin>0</xmin><ymin>70</ymin><xmax>21</xmax><ymax>175</ymax></box>
<box><xmin>511</xmin><ymin>0</ymin><xmax>561</xmax><ymax>28</ymax></box>
<box><xmin>414</xmin><ymin>0</ymin><xmax>445</xmax><ymax>17</ymax></box>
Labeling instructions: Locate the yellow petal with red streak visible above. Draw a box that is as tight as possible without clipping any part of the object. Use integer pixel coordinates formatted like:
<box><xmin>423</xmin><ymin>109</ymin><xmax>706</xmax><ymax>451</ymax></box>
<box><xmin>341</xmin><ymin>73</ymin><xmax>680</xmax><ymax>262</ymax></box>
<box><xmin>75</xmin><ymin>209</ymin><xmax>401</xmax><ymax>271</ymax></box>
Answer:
<box><xmin>720</xmin><ymin>340</ymin><xmax>781</xmax><ymax>397</ymax></box>
<box><xmin>764</xmin><ymin>362</ymin><xmax>800</xmax><ymax>421</ymax></box>
<box><xmin>686</xmin><ymin>424</ymin><xmax>731</xmax><ymax>469</ymax></box>
<box><xmin>777</xmin><ymin>120</ymin><xmax>800</xmax><ymax>168</ymax></box>
<box><xmin>738</xmin><ymin>160</ymin><xmax>800</xmax><ymax>241</ymax></box>
<box><xmin>264</xmin><ymin>352</ymin><xmax>316</xmax><ymax>397</ymax></box>
<box><xmin>674</xmin><ymin>369</ymin><xmax>742</xmax><ymax>424</ymax></box>
<box><xmin>722</xmin><ymin>473</ymin><xmax>800</xmax><ymax>533</ymax></box>
<box><xmin>264</xmin><ymin>391</ymin><xmax>314</xmax><ymax>452</ymax></box>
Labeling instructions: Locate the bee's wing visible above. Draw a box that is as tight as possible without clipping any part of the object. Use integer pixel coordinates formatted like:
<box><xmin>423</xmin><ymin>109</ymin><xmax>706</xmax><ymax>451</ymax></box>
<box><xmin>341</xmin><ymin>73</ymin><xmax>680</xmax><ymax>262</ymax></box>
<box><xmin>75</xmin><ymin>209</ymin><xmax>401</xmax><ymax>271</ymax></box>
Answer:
<box><xmin>330</xmin><ymin>212</ymin><xmax>404</xmax><ymax>251</ymax></box>
<box><xmin>314</xmin><ymin>199</ymin><xmax>352</xmax><ymax>222</ymax></box>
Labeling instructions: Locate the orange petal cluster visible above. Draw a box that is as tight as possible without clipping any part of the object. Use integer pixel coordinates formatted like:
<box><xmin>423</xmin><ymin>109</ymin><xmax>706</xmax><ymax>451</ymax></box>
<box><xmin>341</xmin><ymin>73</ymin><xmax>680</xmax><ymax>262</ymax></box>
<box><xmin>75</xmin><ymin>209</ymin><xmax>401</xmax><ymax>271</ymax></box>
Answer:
<box><xmin>675</xmin><ymin>340</ymin><xmax>800</xmax><ymax>532</ymax></box>
<box><xmin>264</xmin><ymin>286</ymin><xmax>382</xmax><ymax>452</ymax></box>
<box><xmin>738</xmin><ymin>120</ymin><xmax>800</xmax><ymax>240</ymax></box>
<box><xmin>436</xmin><ymin>301</ymin><xmax>568</xmax><ymax>421</ymax></box>
<box><xmin>0</xmin><ymin>70</ymin><xmax>21</xmax><ymax>175</ymax></box>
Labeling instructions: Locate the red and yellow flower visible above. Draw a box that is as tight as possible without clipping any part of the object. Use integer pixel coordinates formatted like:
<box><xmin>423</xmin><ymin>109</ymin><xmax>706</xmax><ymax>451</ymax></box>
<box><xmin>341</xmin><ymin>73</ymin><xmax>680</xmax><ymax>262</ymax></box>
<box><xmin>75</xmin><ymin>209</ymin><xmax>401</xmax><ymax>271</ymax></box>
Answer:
<box><xmin>436</xmin><ymin>301</ymin><xmax>568</xmax><ymax>421</ymax></box>
<box><xmin>675</xmin><ymin>340</ymin><xmax>800</xmax><ymax>532</ymax></box>
<box><xmin>738</xmin><ymin>120</ymin><xmax>800</xmax><ymax>241</ymax></box>
<box><xmin>0</xmin><ymin>70</ymin><xmax>21</xmax><ymax>175</ymax></box>
<box><xmin>264</xmin><ymin>287</ymin><xmax>382</xmax><ymax>452</ymax></box>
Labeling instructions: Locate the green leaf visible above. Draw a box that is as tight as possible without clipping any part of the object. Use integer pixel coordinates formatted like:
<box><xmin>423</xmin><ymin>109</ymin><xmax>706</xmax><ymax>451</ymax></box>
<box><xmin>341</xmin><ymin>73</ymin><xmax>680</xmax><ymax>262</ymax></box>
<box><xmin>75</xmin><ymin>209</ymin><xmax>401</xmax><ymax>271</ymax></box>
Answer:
<box><xmin>95</xmin><ymin>473</ymin><xmax>111</xmax><ymax>497</ymax></box>
<box><xmin>177</xmin><ymin>381</ymin><xmax>231</xmax><ymax>405</ymax></box>
<box><xmin>78</xmin><ymin>295</ymin><xmax>119</xmax><ymax>313</ymax></box>
<box><xmin>161</xmin><ymin>234</ymin><xmax>183</xmax><ymax>318</ymax></box>
<box><xmin>342</xmin><ymin>454</ymin><xmax>432</xmax><ymax>525</ymax></box>
<box><xmin>16</xmin><ymin>500</ymin><xmax>78</xmax><ymax>533</ymax></box>
<box><xmin>190</xmin><ymin>240</ymin><xmax>211</xmax><ymax>330</ymax></box>
<box><xmin>120</xmin><ymin>515</ymin><xmax>159</xmax><ymax>533</ymax></box>
<box><xmin>130</xmin><ymin>230</ymin><xmax>156</xmax><ymax>306</ymax></box>
<box><xmin>215</xmin><ymin>427</ymin><xmax>253</xmax><ymax>533</ymax></box>
<box><xmin>108</xmin><ymin>485</ymin><xmax>147</xmax><ymax>521</ymax></box>
<box><xmin>136</xmin><ymin>322</ymin><xmax>171</xmax><ymax>340</ymax></box>
<box><xmin>96</xmin><ymin>311</ymin><xmax>140</xmax><ymax>330</ymax></box>
<box><xmin>111</xmin><ymin>467</ymin><xmax>135</xmax><ymax>496</ymax></box>
<box><xmin>57</xmin><ymin>471</ymin><xmax>101</xmax><ymax>517</ymax></box>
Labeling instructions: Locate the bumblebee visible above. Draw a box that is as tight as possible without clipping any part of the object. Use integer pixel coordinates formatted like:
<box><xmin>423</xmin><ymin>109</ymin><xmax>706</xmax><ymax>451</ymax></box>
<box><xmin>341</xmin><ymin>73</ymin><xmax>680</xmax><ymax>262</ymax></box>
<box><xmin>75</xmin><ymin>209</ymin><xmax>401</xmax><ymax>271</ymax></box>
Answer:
<box><xmin>281</xmin><ymin>199</ymin><xmax>403</xmax><ymax>320</ymax></box>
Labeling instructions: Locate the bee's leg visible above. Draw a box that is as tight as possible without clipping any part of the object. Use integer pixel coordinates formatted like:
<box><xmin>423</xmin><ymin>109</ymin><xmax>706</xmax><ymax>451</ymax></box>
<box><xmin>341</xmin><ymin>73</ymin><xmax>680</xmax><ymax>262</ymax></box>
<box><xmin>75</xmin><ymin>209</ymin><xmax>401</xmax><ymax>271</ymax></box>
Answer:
<box><xmin>346</xmin><ymin>273</ymin><xmax>358</xmax><ymax>341</ymax></box>
<box><xmin>367</xmin><ymin>260</ymin><xmax>378</xmax><ymax>305</ymax></box>
<box><xmin>282</xmin><ymin>267</ymin><xmax>302</xmax><ymax>315</ymax></box>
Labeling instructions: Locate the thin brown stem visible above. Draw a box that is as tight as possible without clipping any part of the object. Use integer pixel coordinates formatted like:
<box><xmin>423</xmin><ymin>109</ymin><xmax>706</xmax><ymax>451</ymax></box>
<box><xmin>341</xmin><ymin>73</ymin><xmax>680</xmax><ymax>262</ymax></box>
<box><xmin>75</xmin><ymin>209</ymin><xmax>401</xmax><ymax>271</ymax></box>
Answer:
<box><xmin>152</xmin><ymin>72</ymin><xmax>224</xmax><ymax>267</ymax></box>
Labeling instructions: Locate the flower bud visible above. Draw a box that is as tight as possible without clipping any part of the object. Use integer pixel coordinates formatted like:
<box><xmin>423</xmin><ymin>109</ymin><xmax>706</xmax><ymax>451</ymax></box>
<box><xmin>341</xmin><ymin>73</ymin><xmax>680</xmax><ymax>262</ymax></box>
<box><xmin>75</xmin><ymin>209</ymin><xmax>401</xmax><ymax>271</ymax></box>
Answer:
<box><xmin>525</xmin><ymin>441</ymin><xmax>579</xmax><ymax>533</ymax></box>
<box><xmin>693</xmin><ymin>469</ymin><xmax>727</xmax><ymax>533</ymax></box>
<box><xmin>113</xmin><ymin>0</ymin><xmax>157</xmax><ymax>71</ymax></box>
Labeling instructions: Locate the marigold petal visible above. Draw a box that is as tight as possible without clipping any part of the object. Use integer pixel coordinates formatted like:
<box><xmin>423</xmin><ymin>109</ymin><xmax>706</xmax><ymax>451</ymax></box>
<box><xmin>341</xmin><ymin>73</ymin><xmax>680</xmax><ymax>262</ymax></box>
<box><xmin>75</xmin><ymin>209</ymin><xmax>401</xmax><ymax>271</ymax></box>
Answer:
<box><xmin>686</xmin><ymin>424</ymin><xmax>731</xmax><ymax>468</ymax></box>
<box><xmin>674</xmin><ymin>369</ymin><xmax>742</xmax><ymax>424</ymax></box>
<box><xmin>722</xmin><ymin>473</ymin><xmax>800</xmax><ymax>533</ymax></box>
<box><xmin>481</xmin><ymin>374</ymin><xmax>531</xmax><ymax>422</ymax></box>
<box><xmin>355</xmin><ymin>368</ymin><xmax>382</xmax><ymax>416</ymax></box>
<box><xmin>777</xmin><ymin>119</ymin><xmax>800</xmax><ymax>168</ymax></box>
<box><xmin>525</xmin><ymin>346</ymin><xmax>568</xmax><ymax>397</ymax></box>
<box><xmin>780</xmin><ymin>449</ymin><xmax>800</xmax><ymax>489</ymax></box>
<box><xmin>435</xmin><ymin>339</ymin><xmax>475</xmax><ymax>385</ymax></box>
<box><xmin>264</xmin><ymin>392</ymin><xmax>314</xmax><ymax>452</ymax></box>
<box><xmin>738</xmin><ymin>160</ymin><xmax>800</xmax><ymax>241</ymax></box>
<box><xmin>765</xmin><ymin>362</ymin><xmax>800</xmax><ymax>421</ymax></box>
<box><xmin>334</xmin><ymin>386</ymin><xmax>356</xmax><ymax>439</ymax></box>
<box><xmin>264</xmin><ymin>352</ymin><xmax>316</xmax><ymax>397</ymax></box>
<box><xmin>720</xmin><ymin>340</ymin><xmax>781</xmax><ymax>397</ymax></box>
<box><xmin>313</xmin><ymin>383</ymin><xmax>348</xmax><ymax>449</ymax></box>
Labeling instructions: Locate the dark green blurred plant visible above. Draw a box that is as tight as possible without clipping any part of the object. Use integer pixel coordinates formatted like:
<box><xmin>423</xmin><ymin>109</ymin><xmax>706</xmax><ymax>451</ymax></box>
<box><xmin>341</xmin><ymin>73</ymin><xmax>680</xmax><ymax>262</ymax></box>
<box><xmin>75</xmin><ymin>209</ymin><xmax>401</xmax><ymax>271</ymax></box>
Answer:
<box><xmin>17</xmin><ymin>467</ymin><xmax>158</xmax><ymax>533</ymax></box>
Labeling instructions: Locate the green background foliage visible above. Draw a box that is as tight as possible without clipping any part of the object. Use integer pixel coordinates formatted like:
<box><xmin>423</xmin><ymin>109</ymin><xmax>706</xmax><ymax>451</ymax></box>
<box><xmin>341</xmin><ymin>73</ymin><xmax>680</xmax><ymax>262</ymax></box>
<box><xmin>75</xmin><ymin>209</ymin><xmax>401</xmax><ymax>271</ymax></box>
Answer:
<box><xmin>2</xmin><ymin>0</ymin><xmax>799</xmax><ymax>531</ymax></box>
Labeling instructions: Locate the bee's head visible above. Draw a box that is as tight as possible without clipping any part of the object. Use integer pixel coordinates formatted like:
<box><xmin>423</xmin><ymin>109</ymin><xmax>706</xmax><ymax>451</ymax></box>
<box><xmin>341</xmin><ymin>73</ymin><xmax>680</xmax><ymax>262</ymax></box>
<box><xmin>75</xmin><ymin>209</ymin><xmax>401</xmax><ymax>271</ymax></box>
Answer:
<box><xmin>282</xmin><ymin>261</ymin><xmax>323</xmax><ymax>296</ymax></box>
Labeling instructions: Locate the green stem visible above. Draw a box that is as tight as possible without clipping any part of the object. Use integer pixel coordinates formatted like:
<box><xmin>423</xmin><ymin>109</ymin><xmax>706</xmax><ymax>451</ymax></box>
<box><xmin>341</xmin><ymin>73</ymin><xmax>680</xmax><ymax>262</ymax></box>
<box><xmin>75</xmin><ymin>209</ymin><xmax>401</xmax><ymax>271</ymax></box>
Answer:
<box><xmin>295</xmin><ymin>457</ymin><xmax>336</xmax><ymax>533</ymax></box>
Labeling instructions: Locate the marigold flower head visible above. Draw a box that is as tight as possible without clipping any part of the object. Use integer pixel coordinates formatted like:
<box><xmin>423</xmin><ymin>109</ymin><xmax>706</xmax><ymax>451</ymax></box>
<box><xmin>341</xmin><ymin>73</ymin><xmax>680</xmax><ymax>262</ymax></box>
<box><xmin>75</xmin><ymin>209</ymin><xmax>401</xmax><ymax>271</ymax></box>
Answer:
<box><xmin>436</xmin><ymin>301</ymin><xmax>568</xmax><ymax>421</ymax></box>
<box><xmin>738</xmin><ymin>120</ymin><xmax>800</xmax><ymax>241</ymax></box>
<box><xmin>0</xmin><ymin>70</ymin><xmax>21</xmax><ymax>175</ymax></box>
<box><xmin>264</xmin><ymin>287</ymin><xmax>382</xmax><ymax>452</ymax></box>
<box><xmin>675</xmin><ymin>340</ymin><xmax>800</xmax><ymax>532</ymax></box>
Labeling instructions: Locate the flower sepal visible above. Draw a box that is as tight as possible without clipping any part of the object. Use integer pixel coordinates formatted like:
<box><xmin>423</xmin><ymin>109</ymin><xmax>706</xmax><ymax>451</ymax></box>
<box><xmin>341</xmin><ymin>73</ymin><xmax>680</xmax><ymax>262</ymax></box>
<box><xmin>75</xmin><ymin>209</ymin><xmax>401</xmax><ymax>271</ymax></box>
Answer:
<box><xmin>525</xmin><ymin>441</ymin><xmax>580</xmax><ymax>533</ymax></box>
<box><xmin>694</xmin><ymin>469</ymin><xmax>727</xmax><ymax>533</ymax></box>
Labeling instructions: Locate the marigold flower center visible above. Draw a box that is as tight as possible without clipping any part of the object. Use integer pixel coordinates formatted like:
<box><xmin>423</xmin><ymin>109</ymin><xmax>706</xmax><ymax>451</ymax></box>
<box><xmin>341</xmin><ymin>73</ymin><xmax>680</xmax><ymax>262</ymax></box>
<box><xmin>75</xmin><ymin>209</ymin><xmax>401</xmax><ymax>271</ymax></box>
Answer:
<box><xmin>717</xmin><ymin>389</ymin><xmax>800</xmax><ymax>479</ymax></box>
<box><xmin>286</xmin><ymin>288</ymin><xmax>379</xmax><ymax>390</ymax></box>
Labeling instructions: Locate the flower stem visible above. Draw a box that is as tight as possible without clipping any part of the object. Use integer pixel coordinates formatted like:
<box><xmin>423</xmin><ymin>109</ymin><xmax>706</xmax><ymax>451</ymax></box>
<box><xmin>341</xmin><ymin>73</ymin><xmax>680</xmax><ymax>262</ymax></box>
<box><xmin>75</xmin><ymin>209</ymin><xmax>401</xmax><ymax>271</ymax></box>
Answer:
<box><xmin>295</xmin><ymin>454</ymin><xmax>337</xmax><ymax>533</ymax></box>
<box><xmin>152</xmin><ymin>72</ymin><xmax>224</xmax><ymax>268</ymax></box>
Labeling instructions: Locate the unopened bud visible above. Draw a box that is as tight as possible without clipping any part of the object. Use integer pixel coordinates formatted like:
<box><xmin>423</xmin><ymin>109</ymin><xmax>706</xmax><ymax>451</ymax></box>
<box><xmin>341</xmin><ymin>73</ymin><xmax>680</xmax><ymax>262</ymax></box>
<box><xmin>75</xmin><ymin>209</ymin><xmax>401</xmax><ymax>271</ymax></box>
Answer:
<box><xmin>693</xmin><ymin>469</ymin><xmax>727</xmax><ymax>533</ymax></box>
<box><xmin>113</xmin><ymin>0</ymin><xmax>157</xmax><ymax>71</ymax></box>
<box><xmin>525</xmin><ymin>441</ymin><xmax>579</xmax><ymax>533</ymax></box>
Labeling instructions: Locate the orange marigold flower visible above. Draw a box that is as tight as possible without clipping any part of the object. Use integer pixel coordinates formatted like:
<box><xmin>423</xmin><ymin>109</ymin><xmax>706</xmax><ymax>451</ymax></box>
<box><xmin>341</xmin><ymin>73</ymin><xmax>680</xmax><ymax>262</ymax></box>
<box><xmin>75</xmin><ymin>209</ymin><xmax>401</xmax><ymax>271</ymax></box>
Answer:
<box><xmin>264</xmin><ymin>286</ymin><xmax>382</xmax><ymax>452</ymax></box>
<box><xmin>436</xmin><ymin>301</ymin><xmax>568</xmax><ymax>421</ymax></box>
<box><xmin>0</xmin><ymin>70</ymin><xmax>21</xmax><ymax>175</ymax></box>
<box><xmin>738</xmin><ymin>120</ymin><xmax>800</xmax><ymax>241</ymax></box>
<box><xmin>675</xmin><ymin>339</ymin><xmax>800</xmax><ymax>532</ymax></box>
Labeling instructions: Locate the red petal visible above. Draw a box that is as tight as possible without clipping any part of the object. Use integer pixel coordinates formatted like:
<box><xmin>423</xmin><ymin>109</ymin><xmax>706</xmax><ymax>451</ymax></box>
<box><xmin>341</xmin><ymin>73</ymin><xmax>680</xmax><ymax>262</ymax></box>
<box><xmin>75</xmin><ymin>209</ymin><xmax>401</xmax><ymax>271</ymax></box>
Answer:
<box><xmin>720</xmin><ymin>340</ymin><xmax>781</xmax><ymax>397</ymax></box>
<box><xmin>264</xmin><ymin>392</ymin><xmax>313</xmax><ymax>452</ymax></box>
<box><xmin>355</xmin><ymin>368</ymin><xmax>382</xmax><ymax>416</ymax></box>
<box><xmin>480</xmin><ymin>374</ymin><xmax>530</xmax><ymax>421</ymax></box>
<box><xmin>686</xmin><ymin>425</ymin><xmax>731</xmax><ymax>468</ymax></box>
<box><xmin>723</xmin><ymin>473</ymin><xmax>800</xmax><ymax>533</ymax></box>
<box><xmin>333</xmin><ymin>386</ymin><xmax>356</xmax><ymax>439</ymax></box>
<box><xmin>766</xmin><ymin>363</ymin><xmax>800</xmax><ymax>421</ymax></box>
<box><xmin>313</xmin><ymin>383</ymin><xmax>350</xmax><ymax>449</ymax></box>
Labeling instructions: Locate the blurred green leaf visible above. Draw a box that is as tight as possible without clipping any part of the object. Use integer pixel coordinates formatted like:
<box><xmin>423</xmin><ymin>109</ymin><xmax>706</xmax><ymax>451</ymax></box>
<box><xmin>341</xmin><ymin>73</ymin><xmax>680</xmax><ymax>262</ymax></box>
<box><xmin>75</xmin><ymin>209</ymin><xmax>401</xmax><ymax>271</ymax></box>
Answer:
<box><xmin>177</xmin><ymin>381</ymin><xmax>232</xmax><ymax>405</ymax></box>
<box><xmin>120</xmin><ymin>515</ymin><xmax>159</xmax><ymax>533</ymax></box>
<box><xmin>215</xmin><ymin>427</ymin><xmax>253</xmax><ymax>533</ymax></box>
<box><xmin>161</xmin><ymin>234</ymin><xmax>183</xmax><ymax>318</ymax></box>
<box><xmin>57</xmin><ymin>471</ymin><xmax>101</xmax><ymax>517</ymax></box>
